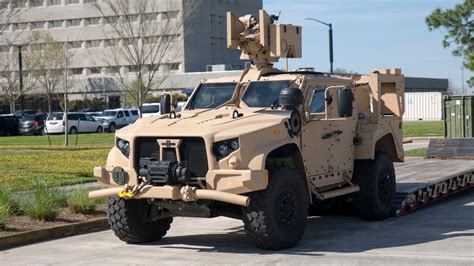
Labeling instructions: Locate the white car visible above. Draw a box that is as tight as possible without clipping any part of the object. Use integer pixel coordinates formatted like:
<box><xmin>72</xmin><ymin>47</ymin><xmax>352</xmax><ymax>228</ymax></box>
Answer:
<box><xmin>141</xmin><ymin>103</ymin><xmax>161</xmax><ymax>117</ymax></box>
<box><xmin>95</xmin><ymin>108</ymin><xmax>136</xmax><ymax>133</ymax></box>
<box><xmin>45</xmin><ymin>112</ymin><xmax>103</xmax><ymax>134</ymax></box>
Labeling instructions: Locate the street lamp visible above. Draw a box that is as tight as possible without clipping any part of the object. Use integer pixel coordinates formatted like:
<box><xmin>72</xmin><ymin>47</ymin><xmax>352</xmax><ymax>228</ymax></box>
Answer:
<box><xmin>305</xmin><ymin>18</ymin><xmax>334</xmax><ymax>74</ymax></box>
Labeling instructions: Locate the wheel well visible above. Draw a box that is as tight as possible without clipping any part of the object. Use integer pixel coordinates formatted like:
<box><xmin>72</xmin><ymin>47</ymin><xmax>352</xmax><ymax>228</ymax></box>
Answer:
<box><xmin>265</xmin><ymin>144</ymin><xmax>306</xmax><ymax>179</ymax></box>
<box><xmin>375</xmin><ymin>133</ymin><xmax>398</xmax><ymax>162</ymax></box>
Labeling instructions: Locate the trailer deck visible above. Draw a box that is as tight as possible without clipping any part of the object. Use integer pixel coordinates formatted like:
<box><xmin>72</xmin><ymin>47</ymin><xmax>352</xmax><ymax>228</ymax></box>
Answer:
<box><xmin>393</xmin><ymin>158</ymin><xmax>474</xmax><ymax>216</ymax></box>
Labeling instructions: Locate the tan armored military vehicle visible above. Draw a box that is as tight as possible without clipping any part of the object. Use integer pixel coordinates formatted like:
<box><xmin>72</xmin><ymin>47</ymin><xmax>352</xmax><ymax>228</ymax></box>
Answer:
<box><xmin>89</xmin><ymin>10</ymin><xmax>404</xmax><ymax>250</ymax></box>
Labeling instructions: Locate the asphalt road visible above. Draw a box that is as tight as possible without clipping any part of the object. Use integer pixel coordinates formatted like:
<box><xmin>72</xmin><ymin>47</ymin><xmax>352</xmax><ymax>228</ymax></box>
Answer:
<box><xmin>1</xmin><ymin>189</ymin><xmax>473</xmax><ymax>265</ymax></box>
<box><xmin>403</xmin><ymin>139</ymin><xmax>430</xmax><ymax>151</ymax></box>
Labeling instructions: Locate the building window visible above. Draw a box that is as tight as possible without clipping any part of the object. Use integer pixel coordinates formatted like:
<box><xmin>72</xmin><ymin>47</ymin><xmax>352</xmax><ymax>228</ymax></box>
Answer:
<box><xmin>105</xmin><ymin>39</ymin><xmax>119</xmax><ymax>47</ymax></box>
<box><xmin>16</xmin><ymin>23</ymin><xmax>27</xmax><ymax>30</ymax></box>
<box><xmin>90</xmin><ymin>67</ymin><xmax>101</xmax><ymax>74</ymax></box>
<box><xmin>143</xmin><ymin>13</ymin><xmax>157</xmax><ymax>22</ymax></box>
<box><xmin>169</xmin><ymin>63</ymin><xmax>180</xmax><ymax>71</ymax></box>
<box><xmin>86</xmin><ymin>17</ymin><xmax>100</xmax><ymax>26</ymax></box>
<box><xmin>89</xmin><ymin>40</ymin><xmax>100</xmax><ymax>48</ymax></box>
<box><xmin>72</xmin><ymin>68</ymin><xmax>83</xmax><ymax>75</ymax></box>
<box><xmin>49</xmin><ymin>0</ymin><xmax>61</xmax><ymax>6</ymax></box>
<box><xmin>30</xmin><ymin>0</ymin><xmax>44</xmax><ymax>7</ymax></box>
<box><xmin>164</xmin><ymin>11</ymin><xmax>179</xmax><ymax>20</ymax></box>
<box><xmin>67</xmin><ymin>41</ymin><xmax>82</xmax><ymax>49</ymax></box>
<box><xmin>218</xmin><ymin>16</ymin><xmax>224</xmax><ymax>24</ymax></box>
<box><xmin>126</xmin><ymin>15</ymin><xmax>138</xmax><ymax>22</ymax></box>
<box><xmin>66</xmin><ymin>0</ymin><xmax>79</xmax><ymax>4</ymax></box>
<box><xmin>51</xmin><ymin>20</ymin><xmax>62</xmax><ymax>28</ymax></box>
<box><xmin>143</xmin><ymin>36</ymin><xmax>158</xmax><ymax>45</ymax></box>
<box><xmin>105</xmin><ymin>16</ymin><xmax>118</xmax><ymax>24</ymax></box>
<box><xmin>109</xmin><ymin>66</ymin><xmax>121</xmax><ymax>74</ymax></box>
<box><xmin>0</xmin><ymin>46</ymin><xmax>10</xmax><ymax>53</ymax></box>
<box><xmin>83</xmin><ymin>0</ymin><xmax>97</xmax><ymax>3</ymax></box>
<box><xmin>210</xmin><ymin>14</ymin><xmax>216</xmax><ymax>23</ymax></box>
<box><xmin>69</xmin><ymin>19</ymin><xmax>81</xmax><ymax>27</ymax></box>
<box><xmin>30</xmin><ymin>21</ymin><xmax>44</xmax><ymax>30</ymax></box>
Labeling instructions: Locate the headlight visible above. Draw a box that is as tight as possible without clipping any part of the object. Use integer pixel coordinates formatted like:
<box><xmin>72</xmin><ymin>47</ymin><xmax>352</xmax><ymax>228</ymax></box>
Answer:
<box><xmin>212</xmin><ymin>138</ymin><xmax>239</xmax><ymax>160</ymax></box>
<box><xmin>116</xmin><ymin>138</ymin><xmax>130</xmax><ymax>158</ymax></box>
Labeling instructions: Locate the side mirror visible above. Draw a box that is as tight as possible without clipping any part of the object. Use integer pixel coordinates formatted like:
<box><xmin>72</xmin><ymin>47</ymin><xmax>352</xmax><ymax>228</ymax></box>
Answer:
<box><xmin>337</xmin><ymin>88</ymin><xmax>353</xmax><ymax>117</ymax></box>
<box><xmin>160</xmin><ymin>94</ymin><xmax>172</xmax><ymax>114</ymax></box>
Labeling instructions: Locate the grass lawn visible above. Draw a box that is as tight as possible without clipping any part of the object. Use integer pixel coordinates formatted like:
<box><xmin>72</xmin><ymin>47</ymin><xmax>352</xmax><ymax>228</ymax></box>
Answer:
<box><xmin>0</xmin><ymin>133</ymin><xmax>114</xmax><ymax>147</ymax></box>
<box><xmin>0</xmin><ymin>133</ymin><xmax>113</xmax><ymax>191</ymax></box>
<box><xmin>0</xmin><ymin>148</ymin><xmax>109</xmax><ymax>191</ymax></box>
<box><xmin>403</xmin><ymin>121</ymin><xmax>444</xmax><ymax>138</ymax></box>
<box><xmin>404</xmin><ymin>148</ymin><xmax>427</xmax><ymax>157</ymax></box>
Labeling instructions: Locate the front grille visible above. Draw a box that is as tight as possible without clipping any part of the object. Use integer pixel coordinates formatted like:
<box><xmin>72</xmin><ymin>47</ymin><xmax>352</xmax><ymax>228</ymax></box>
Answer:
<box><xmin>135</xmin><ymin>137</ymin><xmax>209</xmax><ymax>178</ymax></box>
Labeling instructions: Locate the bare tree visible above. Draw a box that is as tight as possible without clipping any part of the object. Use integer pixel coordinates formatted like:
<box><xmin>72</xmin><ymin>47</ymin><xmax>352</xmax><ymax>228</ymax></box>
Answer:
<box><xmin>0</xmin><ymin>1</ymin><xmax>19</xmax><ymax>36</ymax></box>
<box><xmin>94</xmin><ymin>0</ymin><xmax>192</xmax><ymax>113</ymax></box>
<box><xmin>0</xmin><ymin>52</ymin><xmax>35</xmax><ymax>113</ymax></box>
<box><xmin>25</xmin><ymin>32</ymin><xmax>74</xmax><ymax>114</ymax></box>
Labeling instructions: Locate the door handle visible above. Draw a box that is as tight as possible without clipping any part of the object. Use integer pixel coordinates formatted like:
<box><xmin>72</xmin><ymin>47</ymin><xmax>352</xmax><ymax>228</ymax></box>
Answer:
<box><xmin>322</xmin><ymin>130</ymin><xmax>343</xmax><ymax>139</ymax></box>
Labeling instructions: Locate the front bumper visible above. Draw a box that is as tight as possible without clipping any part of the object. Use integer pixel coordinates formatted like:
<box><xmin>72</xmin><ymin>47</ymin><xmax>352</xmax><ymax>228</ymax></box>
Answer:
<box><xmin>91</xmin><ymin>166</ymin><xmax>268</xmax><ymax>206</ymax></box>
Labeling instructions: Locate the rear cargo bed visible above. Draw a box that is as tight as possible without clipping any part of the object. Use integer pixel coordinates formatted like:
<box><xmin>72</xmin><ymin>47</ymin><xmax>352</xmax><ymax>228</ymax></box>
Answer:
<box><xmin>393</xmin><ymin>158</ymin><xmax>474</xmax><ymax>216</ymax></box>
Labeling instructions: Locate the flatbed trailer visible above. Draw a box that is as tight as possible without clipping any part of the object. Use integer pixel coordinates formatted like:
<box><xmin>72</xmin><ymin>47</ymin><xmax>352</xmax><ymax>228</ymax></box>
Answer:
<box><xmin>393</xmin><ymin>158</ymin><xmax>474</xmax><ymax>216</ymax></box>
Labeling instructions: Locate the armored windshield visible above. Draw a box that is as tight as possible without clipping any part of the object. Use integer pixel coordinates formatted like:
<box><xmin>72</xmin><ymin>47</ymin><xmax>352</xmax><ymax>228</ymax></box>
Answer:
<box><xmin>241</xmin><ymin>80</ymin><xmax>291</xmax><ymax>108</ymax></box>
<box><xmin>187</xmin><ymin>82</ymin><xmax>237</xmax><ymax>110</ymax></box>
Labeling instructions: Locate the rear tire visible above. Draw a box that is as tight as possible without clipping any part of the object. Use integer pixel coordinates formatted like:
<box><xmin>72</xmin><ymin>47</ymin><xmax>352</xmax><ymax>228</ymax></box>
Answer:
<box><xmin>242</xmin><ymin>166</ymin><xmax>309</xmax><ymax>250</ymax></box>
<box><xmin>107</xmin><ymin>197</ymin><xmax>173</xmax><ymax>244</ymax></box>
<box><xmin>69</xmin><ymin>126</ymin><xmax>77</xmax><ymax>134</ymax></box>
<box><xmin>352</xmin><ymin>151</ymin><xmax>396</xmax><ymax>220</ymax></box>
<box><xmin>96</xmin><ymin>126</ymin><xmax>103</xmax><ymax>133</ymax></box>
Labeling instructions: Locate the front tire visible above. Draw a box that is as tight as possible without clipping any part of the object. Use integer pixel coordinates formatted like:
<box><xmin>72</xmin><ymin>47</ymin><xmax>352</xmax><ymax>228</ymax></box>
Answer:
<box><xmin>108</xmin><ymin>123</ymin><xmax>116</xmax><ymax>133</ymax></box>
<box><xmin>352</xmin><ymin>152</ymin><xmax>396</xmax><ymax>220</ymax></box>
<box><xmin>96</xmin><ymin>126</ymin><xmax>103</xmax><ymax>133</ymax></box>
<box><xmin>242</xmin><ymin>166</ymin><xmax>309</xmax><ymax>250</ymax></box>
<box><xmin>107</xmin><ymin>197</ymin><xmax>173</xmax><ymax>244</ymax></box>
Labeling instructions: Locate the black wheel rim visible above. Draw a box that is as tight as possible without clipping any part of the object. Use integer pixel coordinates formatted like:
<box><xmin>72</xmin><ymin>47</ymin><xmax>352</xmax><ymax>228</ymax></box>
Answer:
<box><xmin>277</xmin><ymin>189</ymin><xmax>298</xmax><ymax>226</ymax></box>
<box><xmin>378</xmin><ymin>171</ymin><xmax>391</xmax><ymax>202</ymax></box>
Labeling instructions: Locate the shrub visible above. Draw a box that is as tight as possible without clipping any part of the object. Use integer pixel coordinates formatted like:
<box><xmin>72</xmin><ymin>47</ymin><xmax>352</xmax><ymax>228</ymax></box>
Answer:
<box><xmin>67</xmin><ymin>189</ymin><xmax>98</xmax><ymax>214</ymax></box>
<box><xmin>0</xmin><ymin>186</ymin><xmax>19</xmax><ymax>214</ymax></box>
<box><xmin>0</xmin><ymin>204</ymin><xmax>11</xmax><ymax>230</ymax></box>
<box><xmin>21</xmin><ymin>178</ymin><xmax>67</xmax><ymax>221</ymax></box>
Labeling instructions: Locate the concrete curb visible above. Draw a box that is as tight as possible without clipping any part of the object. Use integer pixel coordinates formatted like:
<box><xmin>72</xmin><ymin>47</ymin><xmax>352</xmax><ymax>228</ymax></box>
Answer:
<box><xmin>0</xmin><ymin>217</ymin><xmax>109</xmax><ymax>251</ymax></box>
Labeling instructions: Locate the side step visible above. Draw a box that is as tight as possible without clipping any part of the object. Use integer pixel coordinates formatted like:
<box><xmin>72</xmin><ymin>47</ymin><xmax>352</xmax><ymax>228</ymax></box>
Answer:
<box><xmin>392</xmin><ymin>170</ymin><xmax>474</xmax><ymax>216</ymax></box>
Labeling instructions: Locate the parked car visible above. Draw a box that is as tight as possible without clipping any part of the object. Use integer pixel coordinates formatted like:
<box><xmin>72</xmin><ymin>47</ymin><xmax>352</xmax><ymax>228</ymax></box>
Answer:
<box><xmin>174</xmin><ymin>101</ymin><xmax>187</xmax><ymax>112</ymax></box>
<box><xmin>14</xmin><ymin>109</ymin><xmax>36</xmax><ymax>117</ymax></box>
<box><xmin>95</xmin><ymin>108</ymin><xmax>133</xmax><ymax>133</ymax></box>
<box><xmin>45</xmin><ymin>112</ymin><xmax>103</xmax><ymax>134</ymax></box>
<box><xmin>86</xmin><ymin>111</ymin><xmax>103</xmax><ymax>118</ymax></box>
<box><xmin>19</xmin><ymin>114</ymin><xmax>47</xmax><ymax>135</ymax></box>
<box><xmin>0</xmin><ymin>114</ymin><xmax>19</xmax><ymax>136</ymax></box>
<box><xmin>141</xmin><ymin>103</ymin><xmax>161</xmax><ymax>117</ymax></box>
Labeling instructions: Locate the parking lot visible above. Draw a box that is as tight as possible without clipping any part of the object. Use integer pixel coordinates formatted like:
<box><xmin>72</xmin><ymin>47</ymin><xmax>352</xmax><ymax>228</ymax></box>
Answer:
<box><xmin>0</xmin><ymin>189</ymin><xmax>472</xmax><ymax>265</ymax></box>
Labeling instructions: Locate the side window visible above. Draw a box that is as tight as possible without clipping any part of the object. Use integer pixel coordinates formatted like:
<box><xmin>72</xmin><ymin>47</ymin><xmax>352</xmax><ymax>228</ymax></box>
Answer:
<box><xmin>131</xmin><ymin>110</ymin><xmax>138</xmax><ymax>116</ymax></box>
<box><xmin>85</xmin><ymin>115</ymin><xmax>95</xmax><ymax>121</ymax></box>
<box><xmin>68</xmin><ymin>114</ymin><xmax>78</xmax><ymax>120</ymax></box>
<box><xmin>117</xmin><ymin>111</ymin><xmax>124</xmax><ymax>118</ymax></box>
<box><xmin>310</xmin><ymin>89</ymin><xmax>326</xmax><ymax>113</ymax></box>
<box><xmin>124</xmin><ymin>110</ymin><xmax>130</xmax><ymax>117</ymax></box>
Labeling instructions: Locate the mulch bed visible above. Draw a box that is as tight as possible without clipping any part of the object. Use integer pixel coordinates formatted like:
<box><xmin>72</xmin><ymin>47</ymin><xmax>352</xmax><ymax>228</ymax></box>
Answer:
<box><xmin>0</xmin><ymin>205</ymin><xmax>107</xmax><ymax>237</ymax></box>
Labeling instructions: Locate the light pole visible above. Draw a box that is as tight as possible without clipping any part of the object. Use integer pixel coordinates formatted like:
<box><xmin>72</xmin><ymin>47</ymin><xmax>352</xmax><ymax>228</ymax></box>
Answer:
<box><xmin>306</xmin><ymin>18</ymin><xmax>333</xmax><ymax>74</ymax></box>
<box><xmin>18</xmin><ymin>45</ymin><xmax>24</xmax><ymax>115</ymax></box>
<box><xmin>461</xmin><ymin>67</ymin><xmax>465</xmax><ymax>95</ymax></box>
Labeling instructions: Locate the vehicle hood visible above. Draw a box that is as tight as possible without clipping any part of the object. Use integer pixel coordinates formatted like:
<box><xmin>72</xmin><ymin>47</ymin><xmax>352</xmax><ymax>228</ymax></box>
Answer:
<box><xmin>116</xmin><ymin>107</ymin><xmax>292</xmax><ymax>141</ymax></box>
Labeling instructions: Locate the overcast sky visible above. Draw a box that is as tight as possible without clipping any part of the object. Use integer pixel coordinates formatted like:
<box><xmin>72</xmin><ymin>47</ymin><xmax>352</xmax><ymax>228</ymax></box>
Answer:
<box><xmin>264</xmin><ymin>0</ymin><xmax>472</xmax><ymax>93</ymax></box>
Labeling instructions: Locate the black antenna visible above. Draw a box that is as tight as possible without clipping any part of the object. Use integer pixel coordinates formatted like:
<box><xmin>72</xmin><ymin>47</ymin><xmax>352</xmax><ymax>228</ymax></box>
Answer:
<box><xmin>270</xmin><ymin>12</ymin><xmax>281</xmax><ymax>23</ymax></box>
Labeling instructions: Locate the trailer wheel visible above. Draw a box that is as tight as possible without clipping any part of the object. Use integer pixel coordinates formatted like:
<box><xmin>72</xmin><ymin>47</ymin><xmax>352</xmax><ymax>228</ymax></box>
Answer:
<box><xmin>352</xmin><ymin>151</ymin><xmax>396</xmax><ymax>220</ymax></box>
<box><xmin>107</xmin><ymin>196</ymin><xmax>173</xmax><ymax>244</ymax></box>
<box><xmin>242</xmin><ymin>166</ymin><xmax>309</xmax><ymax>250</ymax></box>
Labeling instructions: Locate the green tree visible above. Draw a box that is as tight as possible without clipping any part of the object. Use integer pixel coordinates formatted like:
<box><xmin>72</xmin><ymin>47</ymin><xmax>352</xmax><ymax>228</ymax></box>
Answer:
<box><xmin>426</xmin><ymin>0</ymin><xmax>473</xmax><ymax>87</ymax></box>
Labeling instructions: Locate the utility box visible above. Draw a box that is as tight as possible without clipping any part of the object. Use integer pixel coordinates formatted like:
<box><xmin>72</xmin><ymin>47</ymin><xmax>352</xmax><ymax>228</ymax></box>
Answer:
<box><xmin>443</xmin><ymin>95</ymin><xmax>474</xmax><ymax>138</ymax></box>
